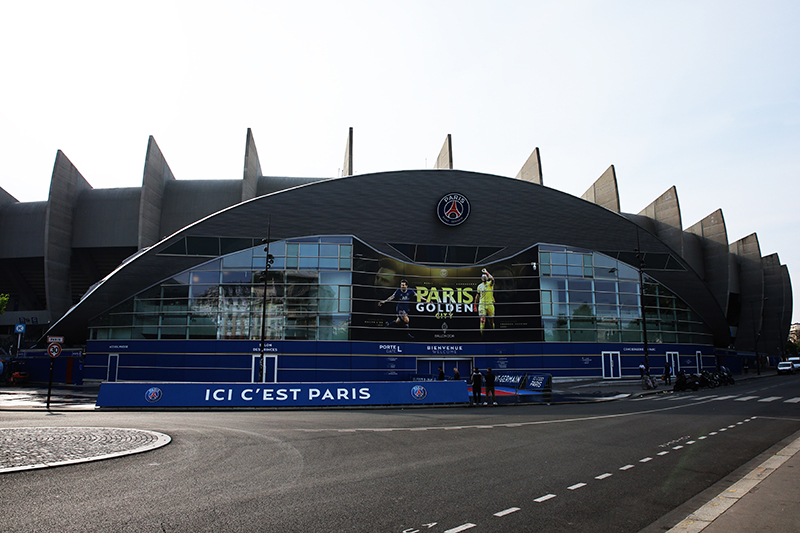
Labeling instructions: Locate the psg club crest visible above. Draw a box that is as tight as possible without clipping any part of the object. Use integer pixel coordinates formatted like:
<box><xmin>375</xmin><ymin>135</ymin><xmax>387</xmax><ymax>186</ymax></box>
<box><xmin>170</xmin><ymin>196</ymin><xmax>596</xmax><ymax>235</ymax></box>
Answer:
<box><xmin>436</xmin><ymin>193</ymin><xmax>470</xmax><ymax>226</ymax></box>
<box><xmin>145</xmin><ymin>387</ymin><xmax>163</xmax><ymax>403</ymax></box>
<box><xmin>411</xmin><ymin>385</ymin><xmax>428</xmax><ymax>400</ymax></box>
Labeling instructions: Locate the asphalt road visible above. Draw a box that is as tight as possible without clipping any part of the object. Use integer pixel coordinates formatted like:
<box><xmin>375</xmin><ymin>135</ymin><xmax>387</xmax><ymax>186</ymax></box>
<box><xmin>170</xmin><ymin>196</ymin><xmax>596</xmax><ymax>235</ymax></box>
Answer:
<box><xmin>2</xmin><ymin>374</ymin><xmax>799</xmax><ymax>533</ymax></box>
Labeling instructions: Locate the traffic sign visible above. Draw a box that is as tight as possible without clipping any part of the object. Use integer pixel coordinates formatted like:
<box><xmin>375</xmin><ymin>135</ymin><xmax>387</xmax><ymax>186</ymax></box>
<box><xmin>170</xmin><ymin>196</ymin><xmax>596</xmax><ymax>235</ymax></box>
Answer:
<box><xmin>47</xmin><ymin>343</ymin><xmax>62</xmax><ymax>358</ymax></box>
<box><xmin>47</xmin><ymin>336</ymin><xmax>64</xmax><ymax>344</ymax></box>
<box><xmin>15</xmin><ymin>324</ymin><xmax>25</xmax><ymax>334</ymax></box>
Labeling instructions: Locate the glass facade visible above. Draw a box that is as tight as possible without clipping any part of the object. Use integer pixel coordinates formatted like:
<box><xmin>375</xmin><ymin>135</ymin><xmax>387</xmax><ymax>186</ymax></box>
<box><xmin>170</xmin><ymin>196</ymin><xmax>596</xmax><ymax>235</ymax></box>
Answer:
<box><xmin>538</xmin><ymin>245</ymin><xmax>712</xmax><ymax>344</ymax></box>
<box><xmin>90</xmin><ymin>236</ymin><xmax>353</xmax><ymax>341</ymax></box>
<box><xmin>89</xmin><ymin>238</ymin><xmax>712</xmax><ymax>345</ymax></box>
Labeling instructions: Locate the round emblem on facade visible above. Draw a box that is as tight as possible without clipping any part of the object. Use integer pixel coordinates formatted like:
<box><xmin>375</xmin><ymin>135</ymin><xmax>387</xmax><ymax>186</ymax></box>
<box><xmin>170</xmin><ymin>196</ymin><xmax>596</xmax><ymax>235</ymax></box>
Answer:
<box><xmin>411</xmin><ymin>385</ymin><xmax>428</xmax><ymax>400</ymax></box>
<box><xmin>145</xmin><ymin>387</ymin><xmax>163</xmax><ymax>403</ymax></box>
<box><xmin>436</xmin><ymin>193</ymin><xmax>470</xmax><ymax>226</ymax></box>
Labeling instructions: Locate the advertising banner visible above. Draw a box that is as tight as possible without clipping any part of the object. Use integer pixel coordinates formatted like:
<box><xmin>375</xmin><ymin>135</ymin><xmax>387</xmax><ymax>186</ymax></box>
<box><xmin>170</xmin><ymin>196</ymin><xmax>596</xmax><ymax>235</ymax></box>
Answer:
<box><xmin>96</xmin><ymin>381</ymin><xmax>470</xmax><ymax>408</ymax></box>
<box><xmin>351</xmin><ymin>242</ymin><xmax>541</xmax><ymax>343</ymax></box>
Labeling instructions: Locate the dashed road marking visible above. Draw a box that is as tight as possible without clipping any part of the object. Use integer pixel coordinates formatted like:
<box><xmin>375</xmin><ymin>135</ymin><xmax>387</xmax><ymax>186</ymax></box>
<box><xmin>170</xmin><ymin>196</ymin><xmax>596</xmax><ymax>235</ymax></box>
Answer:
<box><xmin>759</xmin><ymin>396</ymin><xmax>782</xmax><ymax>402</ymax></box>
<box><xmin>534</xmin><ymin>494</ymin><xmax>557</xmax><ymax>503</ymax></box>
<box><xmin>620</xmin><ymin>464</ymin><xmax>635</xmax><ymax>470</ymax></box>
<box><xmin>494</xmin><ymin>507</ymin><xmax>520</xmax><ymax>517</ymax></box>
<box><xmin>640</xmin><ymin>457</ymin><xmax>653</xmax><ymax>463</ymax></box>
<box><xmin>595</xmin><ymin>473</ymin><xmax>613</xmax><ymax>480</ymax></box>
<box><xmin>568</xmin><ymin>483</ymin><xmax>587</xmax><ymax>490</ymax></box>
<box><xmin>444</xmin><ymin>524</ymin><xmax>476</xmax><ymax>533</ymax></box>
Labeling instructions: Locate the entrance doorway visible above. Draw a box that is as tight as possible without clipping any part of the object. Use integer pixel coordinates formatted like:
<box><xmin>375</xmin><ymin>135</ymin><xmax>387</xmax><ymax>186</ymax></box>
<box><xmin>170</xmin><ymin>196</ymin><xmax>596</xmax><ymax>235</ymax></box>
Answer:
<box><xmin>666</xmin><ymin>351</ymin><xmax>679</xmax><ymax>377</ymax></box>
<box><xmin>252</xmin><ymin>354</ymin><xmax>277</xmax><ymax>383</ymax></box>
<box><xmin>601</xmin><ymin>351</ymin><xmax>621</xmax><ymax>379</ymax></box>
<box><xmin>107</xmin><ymin>353</ymin><xmax>119</xmax><ymax>382</ymax></box>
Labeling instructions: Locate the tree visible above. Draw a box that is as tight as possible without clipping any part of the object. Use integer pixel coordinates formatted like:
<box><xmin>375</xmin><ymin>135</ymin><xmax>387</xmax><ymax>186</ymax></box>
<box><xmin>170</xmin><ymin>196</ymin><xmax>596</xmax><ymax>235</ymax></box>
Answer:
<box><xmin>0</xmin><ymin>293</ymin><xmax>9</xmax><ymax>315</ymax></box>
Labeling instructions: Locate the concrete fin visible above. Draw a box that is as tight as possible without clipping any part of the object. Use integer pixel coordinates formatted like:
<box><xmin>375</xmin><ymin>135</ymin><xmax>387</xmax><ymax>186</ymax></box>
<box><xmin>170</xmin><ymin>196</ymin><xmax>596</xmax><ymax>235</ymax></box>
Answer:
<box><xmin>780</xmin><ymin>265</ymin><xmax>792</xmax><ymax>345</ymax></box>
<box><xmin>730</xmin><ymin>233</ymin><xmax>764</xmax><ymax>352</ymax></box>
<box><xmin>638</xmin><ymin>186</ymin><xmax>683</xmax><ymax>255</ymax></box>
<box><xmin>685</xmin><ymin>209</ymin><xmax>730</xmax><ymax>321</ymax></box>
<box><xmin>242</xmin><ymin>128</ymin><xmax>262</xmax><ymax>201</ymax></box>
<box><xmin>580</xmin><ymin>165</ymin><xmax>620</xmax><ymax>212</ymax></box>
<box><xmin>342</xmin><ymin>127</ymin><xmax>353</xmax><ymax>177</ymax></box>
<box><xmin>0</xmin><ymin>186</ymin><xmax>18</xmax><ymax>206</ymax></box>
<box><xmin>434</xmin><ymin>134</ymin><xmax>453</xmax><ymax>169</ymax></box>
<box><xmin>138</xmin><ymin>136</ymin><xmax>175</xmax><ymax>249</ymax></box>
<box><xmin>514</xmin><ymin>148</ymin><xmax>543</xmax><ymax>185</ymax></box>
<box><xmin>762</xmin><ymin>253</ymin><xmax>786</xmax><ymax>356</ymax></box>
<box><xmin>45</xmin><ymin>150</ymin><xmax>93</xmax><ymax>320</ymax></box>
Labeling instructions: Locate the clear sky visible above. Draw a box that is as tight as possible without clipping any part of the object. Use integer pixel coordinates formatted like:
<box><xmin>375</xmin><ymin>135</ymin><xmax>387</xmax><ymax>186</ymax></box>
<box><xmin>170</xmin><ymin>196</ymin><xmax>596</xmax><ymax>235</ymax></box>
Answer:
<box><xmin>1</xmin><ymin>1</ymin><xmax>798</xmax><ymax>323</ymax></box>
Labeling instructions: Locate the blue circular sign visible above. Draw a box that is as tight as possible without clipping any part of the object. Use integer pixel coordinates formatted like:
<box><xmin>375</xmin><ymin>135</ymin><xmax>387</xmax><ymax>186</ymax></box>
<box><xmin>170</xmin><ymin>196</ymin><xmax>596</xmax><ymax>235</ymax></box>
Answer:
<box><xmin>436</xmin><ymin>193</ymin><xmax>470</xmax><ymax>226</ymax></box>
<box><xmin>145</xmin><ymin>387</ymin><xmax>163</xmax><ymax>403</ymax></box>
<box><xmin>411</xmin><ymin>385</ymin><xmax>428</xmax><ymax>400</ymax></box>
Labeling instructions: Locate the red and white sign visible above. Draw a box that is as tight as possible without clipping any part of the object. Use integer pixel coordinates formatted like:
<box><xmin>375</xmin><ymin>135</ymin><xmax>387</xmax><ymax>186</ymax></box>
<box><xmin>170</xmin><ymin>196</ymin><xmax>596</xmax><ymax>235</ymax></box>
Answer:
<box><xmin>47</xmin><ymin>343</ymin><xmax>62</xmax><ymax>358</ymax></box>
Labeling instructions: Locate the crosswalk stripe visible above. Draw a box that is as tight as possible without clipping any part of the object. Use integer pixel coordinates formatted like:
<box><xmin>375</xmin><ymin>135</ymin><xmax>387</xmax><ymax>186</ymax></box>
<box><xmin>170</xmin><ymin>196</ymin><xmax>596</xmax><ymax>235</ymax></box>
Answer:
<box><xmin>735</xmin><ymin>396</ymin><xmax>759</xmax><ymax>401</ymax></box>
<box><xmin>785</xmin><ymin>398</ymin><xmax>800</xmax><ymax>403</ymax></box>
<box><xmin>758</xmin><ymin>397</ymin><xmax>782</xmax><ymax>402</ymax></box>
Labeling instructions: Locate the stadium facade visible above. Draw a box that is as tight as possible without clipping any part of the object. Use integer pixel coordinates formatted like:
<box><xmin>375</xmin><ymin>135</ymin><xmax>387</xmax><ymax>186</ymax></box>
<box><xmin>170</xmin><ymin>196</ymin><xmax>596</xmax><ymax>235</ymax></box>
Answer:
<box><xmin>0</xmin><ymin>129</ymin><xmax>792</xmax><ymax>384</ymax></box>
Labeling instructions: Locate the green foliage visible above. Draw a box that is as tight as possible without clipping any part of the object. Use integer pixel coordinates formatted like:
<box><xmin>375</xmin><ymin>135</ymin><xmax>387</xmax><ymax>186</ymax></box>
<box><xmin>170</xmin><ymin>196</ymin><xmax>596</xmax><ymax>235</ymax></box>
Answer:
<box><xmin>0</xmin><ymin>293</ymin><xmax>9</xmax><ymax>315</ymax></box>
<box><xmin>786</xmin><ymin>339</ymin><xmax>799</xmax><ymax>356</ymax></box>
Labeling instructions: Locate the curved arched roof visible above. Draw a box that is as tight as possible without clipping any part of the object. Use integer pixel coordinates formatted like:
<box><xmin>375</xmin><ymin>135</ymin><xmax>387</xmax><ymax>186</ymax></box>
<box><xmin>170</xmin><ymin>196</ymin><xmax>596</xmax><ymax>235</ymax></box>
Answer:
<box><xmin>48</xmin><ymin>169</ymin><xmax>731</xmax><ymax>346</ymax></box>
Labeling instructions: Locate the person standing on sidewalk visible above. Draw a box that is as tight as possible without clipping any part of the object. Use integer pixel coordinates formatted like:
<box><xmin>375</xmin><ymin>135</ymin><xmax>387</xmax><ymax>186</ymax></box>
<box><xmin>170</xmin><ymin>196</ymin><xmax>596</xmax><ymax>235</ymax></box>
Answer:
<box><xmin>471</xmin><ymin>367</ymin><xmax>483</xmax><ymax>406</ymax></box>
<box><xmin>484</xmin><ymin>368</ymin><xmax>497</xmax><ymax>405</ymax></box>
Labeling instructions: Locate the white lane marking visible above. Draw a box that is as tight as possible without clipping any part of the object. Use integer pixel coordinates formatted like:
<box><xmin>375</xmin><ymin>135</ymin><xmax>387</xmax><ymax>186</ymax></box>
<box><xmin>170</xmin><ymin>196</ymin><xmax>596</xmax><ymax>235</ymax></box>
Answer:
<box><xmin>686</xmin><ymin>441</ymin><xmax>696</xmax><ymax>445</ymax></box>
<box><xmin>568</xmin><ymin>483</ymin><xmax>587</xmax><ymax>490</ymax></box>
<box><xmin>786</xmin><ymin>398</ymin><xmax>800</xmax><ymax>403</ymax></box>
<box><xmin>719</xmin><ymin>428</ymin><xmax>728</xmax><ymax>432</ymax></box>
<box><xmin>759</xmin><ymin>396</ymin><xmax>782</xmax><ymax>402</ymax></box>
<box><xmin>494</xmin><ymin>507</ymin><xmax>520</xmax><ymax>517</ymax></box>
<box><xmin>698</xmin><ymin>436</ymin><xmax>707</xmax><ymax>439</ymax></box>
<box><xmin>444</xmin><ymin>524</ymin><xmax>476</xmax><ymax>533</ymax></box>
<box><xmin>640</xmin><ymin>457</ymin><xmax>653</xmax><ymax>463</ymax></box>
<box><xmin>673</xmin><ymin>445</ymin><xmax>684</xmax><ymax>450</ymax></box>
<box><xmin>595</xmin><ymin>473</ymin><xmax>612</xmax><ymax>480</ymax></box>
<box><xmin>620</xmin><ymin>464</ymin><xmax>635</xmax><ymax>470</ymax></box>
<box><xmin>735</xmin><ymin>396</ymin><xmax>759</xmax><ymax>401</ymax></box>
<box><xmin>712</xmin><ymin>395</ymin><xmax>739</xmax><ymax>401</ymax></box>
<box><xmin>535</xmin><ymin>494</ymin><xmax>557</xmax><ymax>503</ymax></box>
<box><xmin>658</xmin><ymin>451</ymin><xmax>669</xmax><ymax>456</ymax></box>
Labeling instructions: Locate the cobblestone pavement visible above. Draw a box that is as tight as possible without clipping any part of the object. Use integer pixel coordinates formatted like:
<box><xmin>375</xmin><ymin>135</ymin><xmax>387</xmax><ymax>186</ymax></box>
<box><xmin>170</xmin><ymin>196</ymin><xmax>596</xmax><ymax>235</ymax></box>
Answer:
<box><xmin>0</xmin><ymin>427</ymin><xmax>171</xmax><ymax>473</ymax></box>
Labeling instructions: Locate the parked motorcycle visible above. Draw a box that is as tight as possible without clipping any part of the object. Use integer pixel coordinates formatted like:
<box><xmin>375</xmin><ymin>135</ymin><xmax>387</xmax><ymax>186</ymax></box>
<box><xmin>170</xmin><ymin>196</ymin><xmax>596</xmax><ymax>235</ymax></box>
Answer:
<box><xmin>717</xmin><ymin>367</ymin><xmax>735</xmax><ymax>385</ymax></box>
<box><xmin>673</xmin><ymin>371</ymin><xmax>700</xmax><ymax>392</ymax></box>
<box><xmin>700</xmin><ymin>370</ymin><xmax>720</xmax><ymax>388</ymax></box>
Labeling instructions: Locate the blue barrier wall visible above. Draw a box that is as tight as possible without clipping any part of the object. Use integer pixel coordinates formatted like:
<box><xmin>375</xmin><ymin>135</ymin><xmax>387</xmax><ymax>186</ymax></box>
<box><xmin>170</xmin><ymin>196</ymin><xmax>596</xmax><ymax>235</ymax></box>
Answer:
<box><xmin>84</xmin><ymin>339</ymin><xmax>721</xmax><ymax>384</ymax></box>
<box><xmin>96</xmin><ymin>381</ymin><xmax>470</xmax><ymax>408</ymax></box>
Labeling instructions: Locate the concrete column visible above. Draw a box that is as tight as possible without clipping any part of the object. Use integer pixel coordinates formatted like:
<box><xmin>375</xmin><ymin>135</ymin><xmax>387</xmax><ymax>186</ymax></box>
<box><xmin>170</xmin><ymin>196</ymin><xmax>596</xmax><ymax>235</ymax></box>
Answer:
<box><xmin>434</xmin><ymin>134</ymin><xmax>453</xmax><ymax>169</ymax></box>
<box><xmin>138</xmin><ymin>136</ymin><xmax>175</xmax><ymax>249</ymax></box>
<box><xmin>581</xmin><ymin>165</ymin><xmax>620</xmax><ymax>213</ymax></box>
<box><xmin>514</xmin><ymin>147</ymin><xmax>543</xmax><ymax>184</ymax></box>
<box><xmin>242</xmin><ymin>128</ymin><xmax>262</xmax><ymax>201</ymax></box>
<box><xmin>44</xmin><ymin>150</ymin><xmax>92</xmax><ymax>321</ymax></box>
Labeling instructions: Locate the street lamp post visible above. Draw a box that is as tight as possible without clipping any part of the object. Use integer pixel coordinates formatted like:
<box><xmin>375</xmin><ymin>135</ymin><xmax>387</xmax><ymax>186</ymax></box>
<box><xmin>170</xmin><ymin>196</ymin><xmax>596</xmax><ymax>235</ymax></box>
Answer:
<box><xmin>636</xmin><ymin>228</ymin><xmax>650</xmax><ymax>375</ymax></box>
<box><xmin>259</xmin><ymin>216</ymin><xmax>274</xmax><ymax>383</ymax></box>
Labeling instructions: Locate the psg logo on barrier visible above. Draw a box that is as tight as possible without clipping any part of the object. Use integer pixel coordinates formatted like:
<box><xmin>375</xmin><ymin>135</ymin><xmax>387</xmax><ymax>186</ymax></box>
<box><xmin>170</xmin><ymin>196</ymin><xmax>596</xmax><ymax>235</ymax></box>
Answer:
<box><xmin>410</xmin><ymin>385</ymin><xmax>428</xmax><ymax>400</ymax></box>
<box><xmin>437</xmin><ymin>193</ymin><xmax>470</xmax><ymax>226</ymax></box>
<box><xmin>145</xmin><ymin>387</ymin><xmax>163</xmax><ymax>403</ymax></box>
